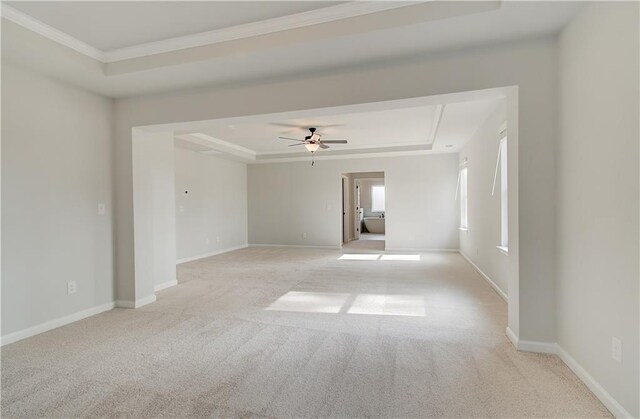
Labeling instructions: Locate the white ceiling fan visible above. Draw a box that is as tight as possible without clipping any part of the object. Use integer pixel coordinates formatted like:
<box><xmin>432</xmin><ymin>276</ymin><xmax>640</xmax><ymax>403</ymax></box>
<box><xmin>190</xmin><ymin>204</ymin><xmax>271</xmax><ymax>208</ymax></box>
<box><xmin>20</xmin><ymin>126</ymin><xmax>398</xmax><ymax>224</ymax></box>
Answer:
<box><xmin>278</xmin><ymin>127</ymin><xmax>348</xmax><ymax>165</ymax></box>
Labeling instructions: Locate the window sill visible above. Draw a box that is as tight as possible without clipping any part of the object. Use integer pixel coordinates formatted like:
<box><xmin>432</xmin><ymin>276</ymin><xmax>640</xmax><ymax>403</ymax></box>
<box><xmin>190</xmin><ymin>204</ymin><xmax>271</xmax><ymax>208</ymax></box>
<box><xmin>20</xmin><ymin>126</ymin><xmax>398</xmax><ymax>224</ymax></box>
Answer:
<box><xmin>459</xmin><ymin>227</ymin><xmax>468</xmax><ymax>232</ymax></box>
<box><xmin>496</xmin><ymin>246</ymin><xmax>509</xmax><ymax>255</ymax></box>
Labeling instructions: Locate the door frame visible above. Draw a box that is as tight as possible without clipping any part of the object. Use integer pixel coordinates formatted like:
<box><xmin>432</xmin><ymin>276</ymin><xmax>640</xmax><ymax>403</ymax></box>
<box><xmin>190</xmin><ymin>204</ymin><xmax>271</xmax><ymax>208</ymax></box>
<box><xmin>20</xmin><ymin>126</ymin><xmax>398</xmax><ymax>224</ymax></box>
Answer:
<box><xmin>354</xmin><ymin>180</ymin><xmax>361</xmax><ymax>240</ymax></box>
<box><xmin>341</xmin><ymin>175</ymin><xmax>349</xmax><ymax>244</ymax></box>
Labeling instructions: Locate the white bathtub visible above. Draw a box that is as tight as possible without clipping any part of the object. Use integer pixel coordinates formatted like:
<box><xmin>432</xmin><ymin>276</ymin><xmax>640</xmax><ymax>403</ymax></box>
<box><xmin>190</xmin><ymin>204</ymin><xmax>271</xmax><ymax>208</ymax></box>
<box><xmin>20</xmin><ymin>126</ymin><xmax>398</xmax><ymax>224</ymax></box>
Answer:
<box><xmin>363</xmin><ymin>217</ymin><xmax>385</xmax><ymax>234</ymax></box>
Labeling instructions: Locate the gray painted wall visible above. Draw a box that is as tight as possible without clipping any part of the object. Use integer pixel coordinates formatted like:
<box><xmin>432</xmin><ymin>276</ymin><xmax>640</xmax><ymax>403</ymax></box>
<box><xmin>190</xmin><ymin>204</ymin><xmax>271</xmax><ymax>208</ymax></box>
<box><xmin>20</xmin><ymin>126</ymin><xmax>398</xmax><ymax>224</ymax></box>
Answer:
<box><xmin>459</xmin><ymin>101</ymin><xmax>510</xmax><ymax>296</ymax></box>
<box><xmin>132</xmin><ymin>130</ymin><xmax>176</xmax><ymax>297</ymax></box>
<box><xmin>1</xmin><ymin>64</ymin><xmax>114</xmax><ymax>335</ymax></box>
<box><xmin>247</xmin><ymin>155</ymin><xmax>459</xmax><ymax>250</ymax></box>
<box><xmin>557</xmin><ymin>3</ymin><xmax>639</xmax><ymax>416</ymax></box>
<box><xmin>174</xmin><ymin>147</ymin><xmax>248</xmax><ymax>261</ymax></box>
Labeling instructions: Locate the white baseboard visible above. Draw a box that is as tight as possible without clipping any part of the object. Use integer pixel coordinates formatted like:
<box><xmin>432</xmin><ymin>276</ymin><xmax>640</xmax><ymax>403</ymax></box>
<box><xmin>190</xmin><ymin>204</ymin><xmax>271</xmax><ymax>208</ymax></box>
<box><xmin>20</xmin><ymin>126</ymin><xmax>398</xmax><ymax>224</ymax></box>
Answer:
<box><xmin>249</xmin><ymin>244</ymin><xmax>341</xmax><ymax>250</ymax></box>
<box><xmin>385</xmin><ymin>248</ymin><xmax>459</xmax><ymax>253</ymax></box>
<box><xmin>115</xmin><ymin>294</ymin><xmax>156</xmax><ymax>309</ymax></box>
<box><xmin>0</xmin><ymin>301</ymin><xmax>115</xmax><ymax>346</ymax></box>
<box><xmin>505</xmin><ymin>327</ymin><xmax>557</xmax><ymax>354</ymax></box>
<box><xmin>505</xmin><ymin>326</ymin><xmax>519</xmax><ymax>348</ymax></box>
<box><xmin>176</xmin><ymin>244</ymin><xmax>248</xmax><ymax>264</ymax></box>
<box><xmin>518</xmin><ymin>339</ymin><xmax>558</xmax><ymax>354</ymax></box>
<box><xmin>556</xmin><ymin>345</ymin><xmax>632</xmax><ymax>419</ymax></box>
<box><xmin>504</xmin><ymin>328</ymin><xmax>631</xmax><ymax>418</ymax></box>
<box><xmin>459</xmin><ymin>251</ymin><xmax>508</xmax><ymax>302</ymax></box>
<box><xmin>154</xmin><ymin>279</ymin><xmax>178</xmax><ymax>292</ymax></box>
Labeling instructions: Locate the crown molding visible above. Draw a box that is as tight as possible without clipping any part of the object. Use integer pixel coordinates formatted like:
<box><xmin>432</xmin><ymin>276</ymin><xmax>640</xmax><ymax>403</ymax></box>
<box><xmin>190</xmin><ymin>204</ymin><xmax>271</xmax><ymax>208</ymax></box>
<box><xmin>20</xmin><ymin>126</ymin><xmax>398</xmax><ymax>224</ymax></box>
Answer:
<box><xmin>250</xmin><ymin>148</ymin><xmax>452</xmax><ymax>165</ymax></box>
<box><xmin>103</xmin><ymin>1</ymin><xmax>420</xmax><ymax>62</ymax></box>
<box><xmin>258</xmin><ymin>140</ymin><xmax>433</xmax><ymax>156</ymax></box>
<box><xmin>1</xmin><ymin>4</ymin><xmax>106</xmax><ymax>62</ymax></box>
<box><xmin>188</xmin><ymin>133</ymin><xmax>257</xmax><ymax>157</ymax></box>
<box><xmin>176</xmin><ymin>133</ymin><xmax>257</xmax><ymax>163</ymax></box>
<box><xmin>175</xmin><ymin>132</ymin><xmax>452</xmax><ymax>164</ymax></box>
<box><xmin>2</xmin><ymin>1</ymin><xmax>420</xmax><ymax>64</ymax></box>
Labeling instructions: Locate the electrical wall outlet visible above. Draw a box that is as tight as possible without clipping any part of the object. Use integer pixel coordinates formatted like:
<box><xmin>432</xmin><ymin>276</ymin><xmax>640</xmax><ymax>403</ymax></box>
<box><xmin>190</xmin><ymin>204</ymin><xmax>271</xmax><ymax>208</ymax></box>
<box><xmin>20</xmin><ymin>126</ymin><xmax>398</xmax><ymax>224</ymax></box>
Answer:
<box><xmin>205</xmin><ymin>237</ymin><xmax>210</xmax><ymax>245</ymax></box>
<box><xmin>216</xmin><ymin>236</ymin><xmax>220</xmax><ymax>243</ymax></box>
<box><xmin>611</xmin><ymin>337</ymin><xmax>622</xmax><ymax>363</ymax></box>
<box><xmin>97</xmin><ymin>203</ymin><xmax>106</xmax><ymax>215</ymax></box>
<box><xmin>67</xmin><ymin>281</ymin><xmax>77</xmax><ymax>295</ymax></box>
<box><xmin>178</xmin><ymin>205</ymin><xmax>185</xmax><ymax>213</ymax></box>
<box><xmin>302</xmin><ymin>232</ymin><xmax>307</xmax><ymax>239</ymax></box>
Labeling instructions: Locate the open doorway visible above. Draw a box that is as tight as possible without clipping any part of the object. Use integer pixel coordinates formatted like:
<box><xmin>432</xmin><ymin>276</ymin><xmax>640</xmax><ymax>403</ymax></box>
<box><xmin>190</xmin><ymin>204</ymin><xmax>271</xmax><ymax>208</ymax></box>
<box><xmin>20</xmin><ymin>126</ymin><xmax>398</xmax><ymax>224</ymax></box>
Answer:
<box><xmin>341</xmin><ymin>171</ymin><xmax>385</xmax><ymax>251</ymax></box>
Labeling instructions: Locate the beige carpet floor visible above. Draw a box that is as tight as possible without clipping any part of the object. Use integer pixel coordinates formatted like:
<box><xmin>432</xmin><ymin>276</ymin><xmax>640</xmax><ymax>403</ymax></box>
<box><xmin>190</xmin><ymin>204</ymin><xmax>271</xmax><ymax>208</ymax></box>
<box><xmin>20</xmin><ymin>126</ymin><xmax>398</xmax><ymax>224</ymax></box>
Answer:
<box><xmin>2</xmin><ymin>247</ymin><xmax>611</xmax><ymax>418</ymax></box>
<box><xmin>342</xmin><ymin>238</ymin><xmax>385</xmax><ymax>251</ymax></box>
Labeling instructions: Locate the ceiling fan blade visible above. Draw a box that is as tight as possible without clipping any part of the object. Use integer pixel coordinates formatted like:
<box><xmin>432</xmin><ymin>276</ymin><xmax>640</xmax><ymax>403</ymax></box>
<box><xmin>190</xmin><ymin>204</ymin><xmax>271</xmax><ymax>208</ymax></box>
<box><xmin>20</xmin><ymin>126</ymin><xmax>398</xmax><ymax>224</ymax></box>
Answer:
<box><xmin>288</xmin><ymin>143</ymin><xmax>307</xmax><ymax>147</ymax></box>
<box><xmin>319</xmin><ymin>144</ymin><xmax>330</xmax><ymax>149</ymax></box>
<box><xmin>320</xmin><ymin>140</ymin><xmax>348</xmax><ymax>144</ymax></box>
<box><xmin>271</xmin><ymin>122</ymin><xmax>304</xmax><ymax>129</ymax></box>
<box><xmin>279</xmin><ymin>137</ymin><xmax>304</xmax><ymax>142</ymax></box>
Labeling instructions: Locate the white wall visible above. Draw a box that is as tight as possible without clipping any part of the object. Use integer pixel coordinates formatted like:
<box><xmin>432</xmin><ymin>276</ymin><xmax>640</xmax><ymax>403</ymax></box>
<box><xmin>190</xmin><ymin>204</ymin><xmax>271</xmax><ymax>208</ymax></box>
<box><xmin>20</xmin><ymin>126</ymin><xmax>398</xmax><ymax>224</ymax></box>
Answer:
<box><xmin>248</xmin><ymin>154</ymin><xmax>459</xmax><ymax>251</ymax></box>
<box><xmin>459</xmin><ymin>101</ymin><xmax>510</xmax><ymax>297</ymax></box>
<box><xmin>557</xmin><ymin>3</ymin><xmax>639</xmax><ymax>417</ymax></box>
<box><xmin>174</xmin><ymin>147</ymin><xmax>248</xmax><ymax>261</ymax></box>
<box><xmin>1</xmin><ymin>64</ymin><xmax>114</xmax><ymax>336</ymax></box>
<box><xmin>132</xmin><ymin>130</ymin><xmax>176</xmax><ymax>298</ymax></box>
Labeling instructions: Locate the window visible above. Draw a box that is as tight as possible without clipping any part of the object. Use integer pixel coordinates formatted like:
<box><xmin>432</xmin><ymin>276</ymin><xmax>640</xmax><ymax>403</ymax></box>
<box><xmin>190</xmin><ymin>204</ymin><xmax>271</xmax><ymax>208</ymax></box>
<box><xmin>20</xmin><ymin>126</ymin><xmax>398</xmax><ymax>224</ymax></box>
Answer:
<box><xmin>492</xmin><ymin>127</ymin><xmax>508</xmax><ymax>253</ymax></box>
<box><xmin>371</xmin><ymin>185</ymin><xmax>385</xmax><ymax>212</ymax></box>
<box><xmin>499</xmin><ymin>138</ymin><xmax>508</xmax><ymax>249</ymax></box>
<box><xmin>459</xmin><ymin>167</ymin><xmax>468</xmax><ymax>230</ymax></box>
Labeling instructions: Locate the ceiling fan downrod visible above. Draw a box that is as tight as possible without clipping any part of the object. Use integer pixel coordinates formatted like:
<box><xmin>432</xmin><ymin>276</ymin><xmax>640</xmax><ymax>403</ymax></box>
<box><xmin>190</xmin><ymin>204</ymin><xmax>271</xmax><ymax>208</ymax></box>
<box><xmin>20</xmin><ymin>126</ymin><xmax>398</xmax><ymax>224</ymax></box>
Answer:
<box><xmin>310</xmin><ymin>128</ymin><xmax>317</xmax><ymax>166</ymax></box>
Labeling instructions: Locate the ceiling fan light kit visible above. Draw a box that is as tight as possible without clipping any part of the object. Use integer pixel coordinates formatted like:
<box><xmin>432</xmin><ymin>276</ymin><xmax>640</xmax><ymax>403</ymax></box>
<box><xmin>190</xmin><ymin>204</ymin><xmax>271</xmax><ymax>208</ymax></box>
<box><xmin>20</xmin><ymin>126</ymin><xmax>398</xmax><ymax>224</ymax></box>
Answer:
<box><xmin>277</xmin><ymin>127</ymin><xmax>348</xmax><ymax>166</ymax></box>
<box><xmin>305</xmin><ymin>142</ymin><xmax>320</xmax><ymax>153</ymax></box>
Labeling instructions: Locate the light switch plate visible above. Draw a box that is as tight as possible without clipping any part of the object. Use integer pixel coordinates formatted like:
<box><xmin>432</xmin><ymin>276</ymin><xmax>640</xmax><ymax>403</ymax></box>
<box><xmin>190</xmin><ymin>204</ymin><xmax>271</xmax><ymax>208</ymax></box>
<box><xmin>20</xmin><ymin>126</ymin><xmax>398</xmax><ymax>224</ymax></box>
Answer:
<box><xmin>67</xmin><ymin>281</ymin><xmax>77</xmax><ymax>295</ymax></box>
<box><xmin>612</xmin><ymin>337</ymin><xmax>622</xmax><ymax>363</ymax></box>
<box><xmin>98</xmin><ymin>203</ymin><xmax>106</xmax><ymax>215</ymax></box>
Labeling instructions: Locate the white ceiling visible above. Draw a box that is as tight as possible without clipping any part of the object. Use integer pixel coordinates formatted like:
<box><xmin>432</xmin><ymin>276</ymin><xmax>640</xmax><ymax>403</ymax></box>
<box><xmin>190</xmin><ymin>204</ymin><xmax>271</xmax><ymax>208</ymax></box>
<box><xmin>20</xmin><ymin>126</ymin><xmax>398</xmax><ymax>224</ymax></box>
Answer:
<box><xmin>6</xmin><ymin>1</ymin><xmax>342</xmax><ymax>51</ymax></box>
<box><xmin>1</xmin><ymin>1</ymin><xmax>584</xmax><ymax>98</ymax></box>
<box><xmin>174</xmin><ymin>96</ymin><xmax>501</xmax><ymax>161</ymax></box>
<box><xmin>202</xmin><ymin>106</ymin><xmax>441</xmax><ymax>153</ymax></box>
